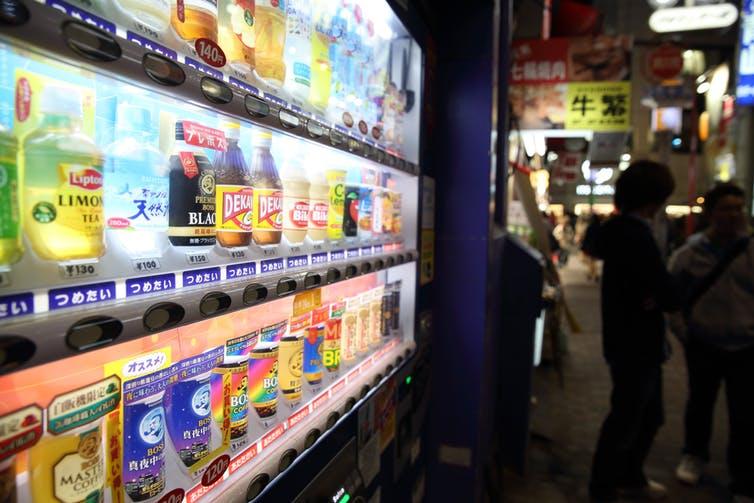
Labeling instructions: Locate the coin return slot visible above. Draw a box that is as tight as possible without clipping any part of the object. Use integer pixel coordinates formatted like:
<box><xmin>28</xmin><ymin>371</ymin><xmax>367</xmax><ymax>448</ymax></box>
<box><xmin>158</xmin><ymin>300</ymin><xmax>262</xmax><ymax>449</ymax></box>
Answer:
<box><xmin>200</xmin><ymin>77</ymin><xmax>233</xmax><ymax>104</ymax></box>
<box><xmin>0</xmin><ymin>0</ymin><xmax>30</xmax><ymax>25</ymax></box>
<box><xmin>374</xmin><ymin>259</ymin><xmax>385</xmax><ymax>271</ymax></box>
<box><xmin>345</xmin><ymin>265</ymin><xmax>358</xmax><ymax>279</ymax></box>
<box><xmin>278</xmin><ymin>449</ymin><xmax>297</xmax><ymax>474</ymax></box>
<box><xmin>360</xmin><ymin>262</ymin><xmax>372</xmax><ymax>274</ymax></box>
<box><xmin>276</xmin><ymin>278</ymin><xmax>297</xmax><ymax>297</ymax></box>
<box><xmin>245</xmin><ymin>94</ymin><xmax>270</xmax><ymax>117</ymax></box>
<box><xmin>63</xmin><ymin>21</ymin><xmax>122</xmax><ymax>62</ymax></box>
<box><xmin>306</xmin><ymin>120</ymin><xmax>324</xmax><ymax>138</ymax></box>
<box><xmin>143</xmin><ymin>302</ymin><xmax>185</xmax><ymax>332</ymax></box>
<box><xmin>326</xmin><ymin>411</ymin><xmax>340</xmax><ymax>430</ymax></box>
<box><xmin>0</xmin><ymin>336</ymin><xmax>35</xmax><ymax>374</ymax></box>
<box><xmin>304</xmin><ymin>429</ymin><xmax>321</xmax><ymax>449</ymax></box>
<box><xmin>142</xmin><ymin>53</ymin><xmax>185</xmax><ymax>86</ymax></box>
<box><xmin>344</xmin><ymin>397</ymin><xmax>356</xmax><ymax>413</ymax></box>
<box><xmin>66</xmin><ymin>316</ymin><xmax>123</xmax><ymax>352</ymax></box>
<box><xmin>245</xmin><ymin>473</ymin><xmax>270</xmax><ymax>502</ymax></box>
<box><xmin>326</xmin><ymin>267</ymin><xmax>341</xmax><ymax>284</ymax></box>
<box><xmin>243</xmin><ymin>284</ymin><xmax>268</xmax><ymax>305</ymax></box>
<box><xmin>200</xmin><ymin>292</ymin><xmax>232</xmax><ymax>317</ymax></box>
<box><xmin>279</xmin><ymin>109</ymin><xmax>300</xmax><ymax>129</ymax></box>
<box><xmin>330</xmin><ymin>129</ymin><xmax>345</xmax><ymax>146</ymax></box>
<box><xmin>304</xmin><ymin>273</ymin><xmax>322</xmax><ymax>289</ymax></box>
<box><xmin>386</xmin><ymin>257</ymin><xmax>395</xmax><ymax>267</ymax></box>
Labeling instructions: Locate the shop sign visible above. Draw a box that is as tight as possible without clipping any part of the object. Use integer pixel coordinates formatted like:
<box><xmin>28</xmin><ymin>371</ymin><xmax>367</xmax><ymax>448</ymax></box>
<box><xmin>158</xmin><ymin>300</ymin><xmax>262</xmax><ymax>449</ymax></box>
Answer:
<box><xmin>511</xmin><ymin>39</ymin><xmax>569</xmax><ymax>84</ymax></box>
<box><xmin>566</xmin><ymin>82</ymin><xmax>631</xmax><ymax>131</ymax></box>
<box><xmin>737</xmin><ymin>0</ymin><xmax>754</xmax><ymax>105</ymax></box>
<box><xmin>551</xmin><ymin>152</ymin><xmax>582</xmax><ymax>182</ymax></box>
<box><xmin>645</xmin><ymin>44</ymin><xmax>684</xmax><ymax>82</ymax></box>
<box><xmin>649</xmin><ymin>3</ymin><xmax>738</xmax><ymax>33</ymax></box>
<box><xmin>576</xmin><ymin>184</ymin><xmax>615</xmax><ymax>196</ymax></box>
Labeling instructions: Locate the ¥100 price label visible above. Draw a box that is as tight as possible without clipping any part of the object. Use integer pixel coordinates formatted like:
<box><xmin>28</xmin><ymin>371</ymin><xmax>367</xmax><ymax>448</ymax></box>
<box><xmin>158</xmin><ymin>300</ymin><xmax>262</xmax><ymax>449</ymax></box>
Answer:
<box><xmin>132</xmin><ymin>258</ymin><xmax>161</xmax><ymax>273</ymax></box>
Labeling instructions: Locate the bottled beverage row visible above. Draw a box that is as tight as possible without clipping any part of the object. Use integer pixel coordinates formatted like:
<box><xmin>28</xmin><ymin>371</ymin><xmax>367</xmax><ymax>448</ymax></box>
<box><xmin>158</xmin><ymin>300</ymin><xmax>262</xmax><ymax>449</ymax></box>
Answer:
<box><xmin>0</xmin><ymin>49</ymin><xmax>406</xmax><ymax>268</ymax></box>
<box><xmin>0</xmin><ymin>279</ymin><xmax>403</xmax><ymax>503</ymax></box>
<box><xmin>59</xmin><ymin>0</ymin><xmax>417</xmax><ymax>157</ymax></box>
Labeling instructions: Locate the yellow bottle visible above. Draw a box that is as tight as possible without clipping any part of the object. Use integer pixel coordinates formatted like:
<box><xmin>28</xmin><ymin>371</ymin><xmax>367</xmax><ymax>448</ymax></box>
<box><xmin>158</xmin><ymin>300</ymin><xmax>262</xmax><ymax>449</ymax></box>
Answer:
<box><xmin>29</xmin><ymin>421</ymin><xmax>106</xmax><ymax>503</ymax></box>
<box><xmin>22</xmin><ymin>86</ymin><xmax>105</xmax><ymax>261</ymax></box>
<box><xmin>0</xmin><ymin>124</ymin><xmax>21</xmax><ymax>266</ymax></box>
<box><xmin>254</xmin><ymin>0</ymin><xmax>287</xmax><ymax>88</ymax></box>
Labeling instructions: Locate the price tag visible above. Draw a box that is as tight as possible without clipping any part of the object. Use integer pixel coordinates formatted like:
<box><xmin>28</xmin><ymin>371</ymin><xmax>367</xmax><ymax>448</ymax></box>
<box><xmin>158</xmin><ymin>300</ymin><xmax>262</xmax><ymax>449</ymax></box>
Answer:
<box><xmin>226</xmin><ymin>262</ymin><xmax>256</xmax><ymax>280</ymax></box>
<box><xmin>311</xmin><ymin>252</ymin><xmax>328</xmax><ymax>265</ymax></box>
<box><xmin>59</xmin><ymin>262</ymin><xmax>99</xmax><ymax>280</ymax></box>
<box><xmin>132</xmin><ymin>258</ymin><xmax>161</xmax><ymax>273</ymax></box>
<box><xmin>194</xmin><ymin>37</ymin><xmax>227</xmax><ymax>68</ymax></box>
<box><xmin>288</xmin><ymin>245</ymin><xmax>302</xmax><ymax>254</ymax></box>
<box><xmin>126</xmin><ymin>273</ymin><xmax>176</xmax><ymax>298</ymax></box>
<box><xmin>347</xmin><ymin>248</ymin><xmax>360</xmax><ymax>259</ymax></box>
<box><xmin>0</xmin><ymin>272</ymin><xmax>10</xmax><ymax>288</ymax></box>
<box><xmin>330</xmin><ymin>250</ymin><xmax>345</xmax><ymax>262</ymax></box>
<box><xmin>262</xmin><ymin>248</ymin><xmax>278</xmax><ymax>257</ymax></box>
<box><xmin>202</xmin><ymin>454</ymin><xmax>230</xmax><ymax>487</ymax></box>
<box><xmin>312</xmin><ymin>243</ymin><xmax>324</xmax><ymax>251</ymax></box>
<box><xmin>260</xmin><ymin>258</ymin><xmax>284</xmax><ymax>274</ymax></box>
<box><xmin>48</xmin><ymin>281</ymin><xmax>116</xmax><ymax>311</ymax></box>
<box><xmin>186</xmin><ymin>252</ymin><xmax>210</xmax><ymax>266</ymax></box>
<box><xmin>182</xmin><ymin>267</ymin><xmax>221</xmax><ymax>287</ymax></box>
<box><xmin>361</xmin><ymin>246</ymin><xmax>373</xmax><ymax>256</ymax></box>
<box><xmin>229</xmin><ymin>249</ymin><xmax>247</xmax><ymax>260</ymax></box>
<box><xmin>286</xmin><ymin>255</ymin><xmax>309</xmax><ymax>270</ymax></box>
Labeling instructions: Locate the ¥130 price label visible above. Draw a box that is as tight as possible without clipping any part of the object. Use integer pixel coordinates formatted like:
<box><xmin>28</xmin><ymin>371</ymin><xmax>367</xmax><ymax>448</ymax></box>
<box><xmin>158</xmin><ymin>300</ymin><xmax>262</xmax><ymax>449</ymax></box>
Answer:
<box><xmin>59</xmin><ymin>262</ymin><xmax>99</xmax><ymax>280</ymax></box>
<box><xmin>132</xmin><ymin>258</ymin><xmax>161</xmax><ymax>273</ymax></box>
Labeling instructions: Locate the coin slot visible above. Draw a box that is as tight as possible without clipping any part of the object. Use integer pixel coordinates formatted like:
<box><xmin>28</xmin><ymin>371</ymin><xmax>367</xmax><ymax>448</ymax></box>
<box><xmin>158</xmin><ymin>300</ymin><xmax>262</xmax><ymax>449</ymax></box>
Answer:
<box><xmin>199</xmin><ymin>292</ymin><xmax>232</xmax><ymax>317</ymax></box>
<box><xmin>243</xmin><ymin>284</ymin><xmax>268</xmax><ymax>305</ymax></box>
<box><xmin>374</xmin><ymin>259</ymin><xmax>384</xmax><ymax>271</ymax></box>
<box><xmin>306</xmin><ymin>120</ymin><xmax>324</xmax><ymax>138</ymax></box>
<box><xmin>245</xmin><ymin>473</ymin><xmax>270</xmax><ymax>502</ymax></box>
<box><xmin>0</xmin><ymin>0</ymin><xmax>30</xmax><ymax>26</ymax></box>
<box><xmin>386</xmin><ymin>257</ymin><xmax>395</xmax><ymax>268</ymax></box>
<box><xmin>304</xmin><ymin>428</ymin><xmax>321</xmax><ymax>449</ymax></box>
<box><xmin>276</xmin><ymin>277</ymin><xmax>297</xmax><ymax>297</ymax></box>
<box><xmin>344</xmin><ymin>397</ymin><xmax>357</xmax><ymax>413</ymax></box>
<box><xmin>66</xmin><ymin>316</ymin><xmax>123</xmax><ymax>352</ymax></box>
<box><xmin>279</xmin><ymin>109</ymin><xmax>300</xmax><ymax>129</ymax></box>
<box><xmin>326</xmin><ymin>411</ymin><xmax>340</xmax><ymax>429</ymax></box>
<box><xmin>245</xmin><ymin>94</ymin><xmax>270</xmax><ymax>117</ymax></box>
<box><xmin>329</xmin><ymin>129</ymin><xmax>345</xmax><ymax>146</ymax></box>
<box><xmin>143</xmin><ymin>302</ymin><xmax>185</xmax><ymax>332</ymax></box>
<box><xmin>326</xmin><ymin>267</ymin><xmax>341</xmax><ymax>284</ymax></box>
<box><xmin>278</xmin><ymin>449</ymin><xmax>297</xmax><ymax>474</ymax></box>
<box><xmin>200</xmin><ymin>77</ymin><xmax>233</xmax><ymax>104</ymax></box>
<box><xmin>63</xmin><ymin>21</ymin><xmax>121</xmax><ymax>62</ymax></box>
<box><xmin>345</xmin><ymin>265</ymin><xmax>358</xmax><ymax>279</ymax></box>
<box><xmin>304</xmin><ymin>272</ymin><xmax>321</xmax><ymax>289</ymax></box>
<box><xmin>142</xmin><ymin>53</ymin><xmax>185</xmax><ymax>86</ymax></box>
<box><xmin>0</xmin><ymin>336</ymin><xmax>35</xmax><ymax>375</ymax></box>
<box><xmin>360</xmin><ymin>262</ymin><xmax>372</xmax><ymax>275</ymax></box>
<box><xmin>360</xmin><ymin>385</ymin><xmax>370</xmax><ymax>399</ymax></box>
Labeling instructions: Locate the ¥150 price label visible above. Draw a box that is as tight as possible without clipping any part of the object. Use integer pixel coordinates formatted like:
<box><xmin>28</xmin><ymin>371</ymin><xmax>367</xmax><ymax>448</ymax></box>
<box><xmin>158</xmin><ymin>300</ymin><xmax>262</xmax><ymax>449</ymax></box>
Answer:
<box><xmin>186</xmin><ymin>252</ymin><xmax>210</xmax><ymax>266</ymax></box>
<box><xmin>132</xmin><ymin>258</ymin><xmax>161</xmax><ymax>273</ymax></box>
<box><xmin>59</xmin><ymin>262</ymin><xmax>99</xmax><ymax>280</ymax></box>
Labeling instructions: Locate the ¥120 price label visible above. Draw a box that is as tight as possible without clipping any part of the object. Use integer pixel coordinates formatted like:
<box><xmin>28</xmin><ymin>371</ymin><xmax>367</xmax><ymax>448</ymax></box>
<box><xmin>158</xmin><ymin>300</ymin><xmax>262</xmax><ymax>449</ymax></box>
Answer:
<box><xmin>132</xmin><ymin>258</ymin><xmax>161</xmax><ymax>273</ymax></box>
<box><xmin>186</xmin><ymin>252</ymin><xmax>210</xmax><ymax>266</ymax></box>
<box><xmin>59</xmin><ymin>262</ymin><xmax>99</xmax><ymax>280</ymax></box>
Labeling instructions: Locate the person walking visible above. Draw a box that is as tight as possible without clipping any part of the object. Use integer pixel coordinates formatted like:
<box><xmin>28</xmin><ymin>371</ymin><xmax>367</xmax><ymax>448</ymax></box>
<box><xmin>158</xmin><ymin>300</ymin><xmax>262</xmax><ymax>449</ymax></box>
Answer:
<box><xmin>669</xmin><ymin>183</ymin><xmax>754</xmax><ymax>502</ymax></box>
<box><xmin>588</xmin><ymin>160</ymin><xmax>679</xmax><ymax>502</ymax></box>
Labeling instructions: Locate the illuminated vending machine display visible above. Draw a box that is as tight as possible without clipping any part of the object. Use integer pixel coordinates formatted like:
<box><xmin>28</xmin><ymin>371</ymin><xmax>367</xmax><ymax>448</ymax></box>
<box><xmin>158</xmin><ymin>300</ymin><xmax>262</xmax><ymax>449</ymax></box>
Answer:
<box><xmin>0</xmin><ymin>1</ymin><xmax>423</xmax><ymax>502</ymax></box>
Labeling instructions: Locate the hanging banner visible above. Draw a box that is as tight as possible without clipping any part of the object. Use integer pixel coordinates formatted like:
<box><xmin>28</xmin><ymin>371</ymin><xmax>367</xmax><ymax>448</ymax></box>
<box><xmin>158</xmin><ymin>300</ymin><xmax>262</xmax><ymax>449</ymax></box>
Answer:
<box><xmin>565</xmin><ymin>82</ymin><xmax>631</xmax><ymax>131</ymax></box>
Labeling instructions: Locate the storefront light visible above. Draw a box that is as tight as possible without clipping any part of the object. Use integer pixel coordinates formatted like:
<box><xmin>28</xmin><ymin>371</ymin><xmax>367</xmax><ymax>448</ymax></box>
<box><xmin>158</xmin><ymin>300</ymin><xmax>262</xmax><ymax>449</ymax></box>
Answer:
<box><xmin>620</xmin><ymin>153</ymin><xmax>631</xmax><ymax>162</ymax></box>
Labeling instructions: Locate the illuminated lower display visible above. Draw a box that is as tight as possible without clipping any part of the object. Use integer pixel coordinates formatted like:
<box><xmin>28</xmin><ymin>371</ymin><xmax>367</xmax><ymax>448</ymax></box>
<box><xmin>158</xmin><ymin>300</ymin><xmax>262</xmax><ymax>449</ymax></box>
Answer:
<box><xmin>0</xmin><ymin>273</ymin><xmax>406</xmax><ymax>502</ymax></box>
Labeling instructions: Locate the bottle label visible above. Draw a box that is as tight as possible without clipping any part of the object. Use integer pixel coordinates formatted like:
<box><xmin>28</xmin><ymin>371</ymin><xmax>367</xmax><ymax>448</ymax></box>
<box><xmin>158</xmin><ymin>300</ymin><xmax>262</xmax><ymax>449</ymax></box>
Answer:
<box><xmin>0</xmin><ymin>159</ymin><xmax>19</xmax><ymax>240</ymax></box>
<box><xmin>253</xmin><ymin>188</ymin><xmax>283</xmax><ymax>230</ymax></box>
<box><xmin>106</xmin><ymin>163</ymin><xmax>169</xmax><ymax>231</ymax></box>
<box><xmin>182</xmin><ymin>121</ymin><xmax>227</xmax><ymax>151</ymax></box>
<box><xmin>230</xmin><ymin>0</ymin><xmax>256</xmax><ymax>49</ymax></box>
<box><xmin>169</xmin><ymin>153</ymin><xmax>216</xmax><ymax>245</ymax></box>
<box><xmin>343</xmin><ymin>186</ymin><xmax>360</xmax><ymax>237</ymax></box>
<box><xmin>309</xmin><ymin>200</ymin><xmax>328</xmax><ymax>229</ymax></box>
<box><xmin>284</xmin><ymin>196</ymin><xmax>309</xmax><ymax>230</ymax></box>
<box><xmin>216</xmin><ymin>184</ymin><xmax>253</xmax><ymax>232</ymax></box>
<box><xmin>327</xmin><ymin>181</ymin><xmax>344</xmax><ymax>239</ymax></box>
<box><xmin>53</xmin><ymin>427</ymin><xmax>105</xmax><ymax>503</ymax></box>
<box><xmin>179</xmin><ymin>152</ymin><xmax>199</xmax><ymax>179</ymax></box>
<box><xmin>39</xmin><ymin>163</ymin><xmax>103</xmax><ymax>237</ymax></box>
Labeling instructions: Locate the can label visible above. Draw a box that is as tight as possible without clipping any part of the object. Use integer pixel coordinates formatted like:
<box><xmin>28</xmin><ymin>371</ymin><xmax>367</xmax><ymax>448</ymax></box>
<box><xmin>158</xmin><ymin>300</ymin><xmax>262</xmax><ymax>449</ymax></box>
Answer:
<box><xmin>249</xmin><ymin>347</ymin><xmax>279</xmax><ymax>420</ymax></box>
<box><xmin>123</xmin><ymin>400</ymin><xmax>166</xmax><ymax>500</ymax></box>
<box><xmin>216</xmin><ymin>184</ymin><xmax>253</xmax><ymax>232</ymax></box>
<box><xmin>211</xmin><ymin>361</ymin><xmax>249</xmax><ymax>440</ymax></box>
<box><xmin>0</xmin><ymin>159</ymin><xmax>19</xmax><ymax>240</ymax></box>
<box><xmin>341</xmin><ymin>311</ymin><xmax>357</xmax><ymax>363</ymax></box>
<box><xmin>323</xmin><ymin>318</ymin><xmax>341</xmax><ymax>372</ymax></box>
<box><xmin>304</xmin><ymin>326</ymin><xmax>324</xmax><ymax>385</ymax></box>
<box><xmin>356</xmin><ymin>305</ymin><xmax>370</xmax><ymax>354</ymax></box>
<box><xmin>53</xmin><ymin>426</ymin><xmax>105</xmax><ymax>503</ymax></box>
<box><xmin>326</xmin><ymin>173</ymin><xmax>344</xmax><ymax>240</ymax></box>
<box><xmin>164</xmin><ymin>376</ymin><xmax>212</xmax><ymax>467</ymax></box>
<box><xmin>278</xmin><ymin>337</ymin><xmax>303</xmax><ymax>401</ymax></box>
<box><xmin>253</xmin><ymin>188</ymin><xmax>283</xmax><ymax>230</ymax></box>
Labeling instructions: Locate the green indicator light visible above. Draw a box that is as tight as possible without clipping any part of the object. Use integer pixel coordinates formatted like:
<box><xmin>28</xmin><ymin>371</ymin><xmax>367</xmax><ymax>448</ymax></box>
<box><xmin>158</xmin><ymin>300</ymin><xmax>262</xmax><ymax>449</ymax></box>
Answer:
<box><xmin>338</xmin><ymin>493</ymin><xmax>351</xmax><ymax>503</ymax></box>
<box><xmin>405</xmin><ymin>375</ymin><xmax>412</xmax><ymax>385</ymax></box>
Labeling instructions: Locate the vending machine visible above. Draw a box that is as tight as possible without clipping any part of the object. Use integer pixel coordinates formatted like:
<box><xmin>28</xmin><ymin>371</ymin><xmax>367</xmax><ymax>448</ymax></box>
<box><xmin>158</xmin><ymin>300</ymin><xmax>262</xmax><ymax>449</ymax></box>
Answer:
<box><xmin>0</xmin><ymin>1</ymin><xmax>424</xmax><ymax>501</ymax></box>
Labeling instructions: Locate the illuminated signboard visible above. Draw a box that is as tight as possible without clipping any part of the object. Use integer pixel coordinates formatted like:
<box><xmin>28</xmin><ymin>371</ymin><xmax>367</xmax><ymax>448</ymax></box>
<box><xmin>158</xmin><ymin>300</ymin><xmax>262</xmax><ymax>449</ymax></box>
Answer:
<box><xmin>649</xmin><ymin>3</ymin><xmax>738</xmax><ymax>33</ymax></box>
<box><xmin>738</xmin><ymin>0</ymin><xmax>754</xmax><ymax>105</ymax></box>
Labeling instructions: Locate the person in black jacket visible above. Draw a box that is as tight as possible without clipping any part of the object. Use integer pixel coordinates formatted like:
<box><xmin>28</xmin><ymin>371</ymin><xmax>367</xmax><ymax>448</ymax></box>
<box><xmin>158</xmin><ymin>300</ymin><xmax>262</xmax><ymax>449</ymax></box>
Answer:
<box><xmin>589</xmin><ymin>160</ymin><xmax>680</xmax><ymax>502</ymax></box>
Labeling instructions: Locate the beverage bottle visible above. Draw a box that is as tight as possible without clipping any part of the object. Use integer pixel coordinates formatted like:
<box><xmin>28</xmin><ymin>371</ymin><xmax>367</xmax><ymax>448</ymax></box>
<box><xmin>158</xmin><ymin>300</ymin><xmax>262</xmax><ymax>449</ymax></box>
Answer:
<box><xmin>23</xmin><ymin>85</ymin><xmax>105</xmax><ymax>261</ymax></box>
<box><xmin>214</xmin><ymin>121</ymin><xmax>253</xmax><ymax>248</ymax></box>
<box><xmin>325</xmin><ymin>166</ymin><xmax>346</xmax><ymax>242</ymax></box>
<box><xmin>326</xmin><ymin>2</ymin><xmax>354</xmax><ymax>126</ymax></box>
<box><xmin>113</xmin><ymin>0</ymin><xmax>170</xmax><ymax>42</ymax></box>
<box><xmin>307</xmin><ymin>166</ymin><xmax>329</xmax><ymax>243</ymax></box>
<box><xmin>280</xmin><ymin>149</ymin><xmax>310</xmax><ymax>246</ymax></box>
<box><xmin>283</xmin><ymin>0</ymin><xmax>312</xmax><ymax>105</ymax></box>
<box><xmin>0</xmin><ymin>457</ymin><xmax>15</xmax><ymax>503</ymax></box>
<box><xmin>391</xmin><ymin>190</ymin><xmax>402</xmax><ymax>238</ymax></box>
<box><xmin>381</xmin><ymin>173</ymin><xmax>393</xmax><ymax>235</ymax></box>
<box><xmin>0</xmin><ymin>124</ymin><xmax>20</xmax><ymax>267</ymax></box>
<box><xmin>342</xmin><ymin>168</ymin><xmax>360</xmax><ymax>240</ymax></box>
<box><xmin>218</xmin><ymin>0</ymin><xmax>256</xmax><ymax>75</ymax></box>
<box><xmin>309</xmin><ymin>0</ymin><xmax>332</xmax><ymax>113</ymax></box>
<box><xmin>170</xmin><ymin>0</ymin><xmax>218</xmax><ymax>48</ymax></box>
<box><xmin>358</xmin><ymin>166</ymin><xmax>376</xmax><ymax>241</ymax></box>
<box><xmin>250</xmin><ymin>131</ymin><xmax>283</xmax><ymax>246</ymax></box>
<box><xmin>167</xmin><ymin>121</ymin><xmax>216</xmax><ymax>247</ymax></box>
<box><xmin>104</xmin><ymin>104</ymin><xmax>169</xmax><ymax>257</ymax></box>
<box><xmin>371</xmin><ymin>169</ymin><xmax>384</xmax><ymax>237</ymax></box>
<box><xmin>254</xmin><ymin>0</ymin><xmax>287</xmax><ymax>90</ymax></box>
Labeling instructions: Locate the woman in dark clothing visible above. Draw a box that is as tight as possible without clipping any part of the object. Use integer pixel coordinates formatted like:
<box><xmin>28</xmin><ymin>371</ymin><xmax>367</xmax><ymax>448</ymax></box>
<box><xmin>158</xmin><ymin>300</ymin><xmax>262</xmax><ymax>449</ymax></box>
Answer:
<box><xmin>589</xmin><ymin>160</ymin><xmax>680</xmax><ymax>502</ymax></box>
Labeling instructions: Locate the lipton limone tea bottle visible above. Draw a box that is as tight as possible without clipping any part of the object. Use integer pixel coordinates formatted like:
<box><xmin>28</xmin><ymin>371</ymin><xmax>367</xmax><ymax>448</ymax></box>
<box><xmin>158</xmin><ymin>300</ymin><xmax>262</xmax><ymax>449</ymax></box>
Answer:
<box><xmin>22</xmin><ymin>85</ymin><xmax>104</xmax><ymax>261</ymax></box>
<box><xmin>0</xmin><ymin>124</ymin><xmax>21</xmax><ymax>266</ymax></box>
